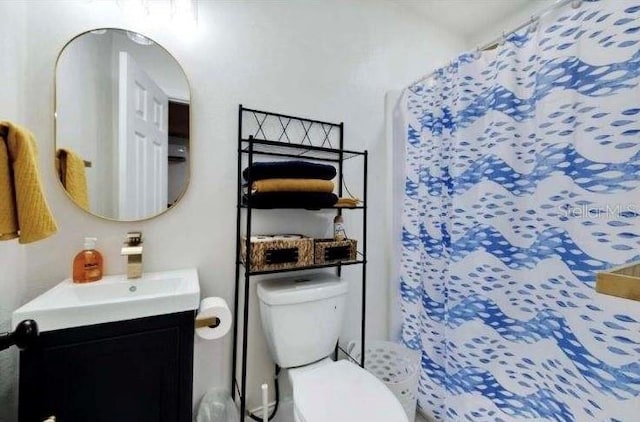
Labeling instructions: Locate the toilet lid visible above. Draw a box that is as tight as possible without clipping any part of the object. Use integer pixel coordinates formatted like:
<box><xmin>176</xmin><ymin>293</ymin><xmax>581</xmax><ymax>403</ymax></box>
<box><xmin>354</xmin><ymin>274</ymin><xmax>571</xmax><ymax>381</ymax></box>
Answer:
<box><xmin>290</xmin><ymin>360</ymin><xmax>408</xmax><ymax>422</ymax></box>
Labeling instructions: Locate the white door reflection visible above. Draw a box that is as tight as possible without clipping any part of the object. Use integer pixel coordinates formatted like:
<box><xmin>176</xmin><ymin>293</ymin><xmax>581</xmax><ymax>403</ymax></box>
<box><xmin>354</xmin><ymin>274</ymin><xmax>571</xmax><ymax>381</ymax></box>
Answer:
<box><xmin>118</xmin><ymin>51</ymin><xmax>168</xmax><ymax>220</ymax></box>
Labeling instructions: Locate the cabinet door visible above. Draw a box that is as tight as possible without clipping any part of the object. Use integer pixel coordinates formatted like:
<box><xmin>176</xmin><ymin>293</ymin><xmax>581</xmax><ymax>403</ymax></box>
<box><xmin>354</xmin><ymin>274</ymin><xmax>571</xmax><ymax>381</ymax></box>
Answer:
<box><xmin>20</xmin><ymin>327</ymin><xmax>180</xmax><ymax>422</ymax></box>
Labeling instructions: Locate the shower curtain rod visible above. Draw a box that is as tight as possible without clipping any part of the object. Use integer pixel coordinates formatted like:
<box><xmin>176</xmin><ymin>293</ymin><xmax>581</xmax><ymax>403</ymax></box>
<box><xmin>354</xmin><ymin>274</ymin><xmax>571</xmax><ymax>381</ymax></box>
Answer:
<box><xmin>408</xmin><ymin>0</ymin><xmax>581</xmax><ymax>87</ymax></box>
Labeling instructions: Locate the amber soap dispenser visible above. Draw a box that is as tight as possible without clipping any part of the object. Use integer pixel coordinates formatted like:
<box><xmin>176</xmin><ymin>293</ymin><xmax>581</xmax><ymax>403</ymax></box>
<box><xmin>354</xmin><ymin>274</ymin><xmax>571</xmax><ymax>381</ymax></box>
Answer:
<box><xmin>73</xmin><ymin>237</ymin><xmax>103</xmax><ymax>283</ymax></box>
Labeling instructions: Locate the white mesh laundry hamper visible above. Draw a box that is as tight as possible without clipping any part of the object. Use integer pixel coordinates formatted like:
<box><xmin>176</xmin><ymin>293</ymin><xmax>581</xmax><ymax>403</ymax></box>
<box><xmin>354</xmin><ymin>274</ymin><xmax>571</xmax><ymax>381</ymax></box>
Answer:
<box><xmin>348</xmin><ymin>341</ymin><xmax>421</xmax><ymax>421</ymax></box>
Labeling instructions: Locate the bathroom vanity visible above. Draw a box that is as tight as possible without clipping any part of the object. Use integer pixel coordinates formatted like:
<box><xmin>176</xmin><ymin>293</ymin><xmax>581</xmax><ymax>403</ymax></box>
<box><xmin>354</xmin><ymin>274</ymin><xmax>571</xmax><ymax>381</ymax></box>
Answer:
<box><xmin>19</xmin><ymin>312</ymin><xmax>194</xmax><ymax>422</ymax></box>
<box><xmin>12</xmin><ymin>269</ymin><xmax>200</xmax><ymax>422</ymax></box>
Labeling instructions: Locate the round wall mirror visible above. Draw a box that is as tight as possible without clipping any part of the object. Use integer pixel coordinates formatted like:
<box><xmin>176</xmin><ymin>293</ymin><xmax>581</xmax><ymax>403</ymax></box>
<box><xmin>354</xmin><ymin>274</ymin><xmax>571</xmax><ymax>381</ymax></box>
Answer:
<box><xmin>55</xmin><ymin>28</ymin><xmax>190</xmax><ymax>221</ymax></box>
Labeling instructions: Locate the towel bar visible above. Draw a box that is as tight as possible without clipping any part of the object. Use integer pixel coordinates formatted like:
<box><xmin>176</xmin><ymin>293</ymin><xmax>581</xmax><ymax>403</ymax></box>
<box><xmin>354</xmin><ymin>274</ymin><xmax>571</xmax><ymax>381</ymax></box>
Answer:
<box><xmin>0</xmin><ymin>319</ymin><xmax>39</xmax><ymax>352</ymax></box>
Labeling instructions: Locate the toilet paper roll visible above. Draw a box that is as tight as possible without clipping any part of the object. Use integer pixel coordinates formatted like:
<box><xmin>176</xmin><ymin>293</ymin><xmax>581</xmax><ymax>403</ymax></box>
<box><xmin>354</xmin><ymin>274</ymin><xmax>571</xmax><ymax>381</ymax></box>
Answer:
<box><xmin>196</xmin><ymin>297</ymin><xmax>232</xmax><ymax>340</ymax></box>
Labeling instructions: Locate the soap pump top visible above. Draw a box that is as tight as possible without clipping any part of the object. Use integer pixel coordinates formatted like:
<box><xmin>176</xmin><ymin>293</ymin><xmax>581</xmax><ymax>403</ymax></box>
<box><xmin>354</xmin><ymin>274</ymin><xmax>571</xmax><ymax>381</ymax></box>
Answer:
<box><xmin>84</xmin><ymin>237</ymin><xmax>97</xmax><ymax>250</ymax></box>
<box><xmin>73</xmin><ymin>237</ymin><xmax>104</xmax><ymax>283</ymax></box>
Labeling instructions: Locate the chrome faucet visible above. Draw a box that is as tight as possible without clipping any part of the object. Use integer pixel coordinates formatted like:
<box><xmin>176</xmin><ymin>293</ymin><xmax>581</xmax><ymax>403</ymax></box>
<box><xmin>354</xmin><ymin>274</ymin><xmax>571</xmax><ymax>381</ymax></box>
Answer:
<box><xmin>121</xmin><ymin>232</ymin><xmax>143</xmax><ymax>279</ymax></box>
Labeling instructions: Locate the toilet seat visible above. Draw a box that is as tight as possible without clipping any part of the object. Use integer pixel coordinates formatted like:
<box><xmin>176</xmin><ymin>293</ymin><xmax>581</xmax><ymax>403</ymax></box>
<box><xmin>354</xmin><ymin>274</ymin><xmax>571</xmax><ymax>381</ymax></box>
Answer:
<box><xmin>289</xmin><ymin>359</ymin><xmax>408</xmax><ymax>422</ymax></box>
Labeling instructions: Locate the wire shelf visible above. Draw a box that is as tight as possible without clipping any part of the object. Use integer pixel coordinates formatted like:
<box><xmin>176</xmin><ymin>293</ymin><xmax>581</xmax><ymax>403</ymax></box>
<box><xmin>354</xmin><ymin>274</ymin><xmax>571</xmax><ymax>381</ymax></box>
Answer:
<box><xmin>239</xmin><ymin>204</ymin><xmax>365</xmax><ymax>210</ymax></box>
<box><xmin>240</xmin><ymin>138</ymin><xmax>365</xmax><ymax>162</ymax></box>
<box><xmin>241</xmin><ymin>252</ymin><xmax>366</xmax><ymax>276</ymax></box>
<box><xmin>232</xmin><ymin>106</ymin><xmax>368</xmax><ymax>419</ymax></box>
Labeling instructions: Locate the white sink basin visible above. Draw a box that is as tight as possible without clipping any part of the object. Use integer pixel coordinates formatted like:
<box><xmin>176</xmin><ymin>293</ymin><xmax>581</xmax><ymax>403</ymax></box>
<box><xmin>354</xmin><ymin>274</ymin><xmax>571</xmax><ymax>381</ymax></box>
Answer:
<box><xmin>12</xmin><ymin>268</ymin><xmax>200</xmax><ymax>332</ymax></box>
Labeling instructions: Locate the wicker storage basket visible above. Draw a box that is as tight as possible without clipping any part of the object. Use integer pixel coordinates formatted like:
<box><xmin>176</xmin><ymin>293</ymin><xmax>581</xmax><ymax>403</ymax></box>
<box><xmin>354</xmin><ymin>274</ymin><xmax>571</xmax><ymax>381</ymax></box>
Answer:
<box><xmin>241</xmin><ymin>235</ymin><xmax>314</xmax><ymax>272</ymax></box>
<box><xmin>314</xmin><ymin>238</ymin><xmax>357</xmax><ymax>264</ymax></box>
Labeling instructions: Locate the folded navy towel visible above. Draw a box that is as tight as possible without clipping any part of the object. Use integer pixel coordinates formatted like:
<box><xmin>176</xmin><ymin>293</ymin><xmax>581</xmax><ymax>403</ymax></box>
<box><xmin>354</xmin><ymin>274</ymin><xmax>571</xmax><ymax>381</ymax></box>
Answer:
<box><xmin>243</xmin><ymin>161</ymin><xmax>337</xmax><ymax>182</ymax></box>
<box><xmin>244</xmin><ymin>192</ymin><xmax>339</xmax><ymax>209</ymax></box>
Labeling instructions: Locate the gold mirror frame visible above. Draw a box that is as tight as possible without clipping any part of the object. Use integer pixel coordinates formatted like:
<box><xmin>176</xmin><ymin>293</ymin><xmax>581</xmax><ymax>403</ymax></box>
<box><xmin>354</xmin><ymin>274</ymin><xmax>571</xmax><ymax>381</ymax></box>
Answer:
<box><xmin>54</xmin><ymin>28</ymin><xmax>192</xmax><ymax>222</ymax></box>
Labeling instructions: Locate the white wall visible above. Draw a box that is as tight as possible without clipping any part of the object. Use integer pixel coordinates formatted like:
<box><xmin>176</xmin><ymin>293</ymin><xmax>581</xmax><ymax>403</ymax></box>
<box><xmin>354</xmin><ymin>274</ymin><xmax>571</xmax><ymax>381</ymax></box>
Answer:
<box><xmin>0</xmin><ymin>2</ymin><xmax>29</xmax><ymax>421</ymax></box>
<box><xmin>467</xmin><ymin>0</ymin><xmax>553</xmax><ymax>48</ymax></box>
<box><xmin>2</xmin><ymin>0</ymin><xmax>465</xmax><ymax>418</ymax></box>
<box><xmin>0</xmin><ymin>243</ymin><xmax>27</xmax><ymax>422</ymax></box>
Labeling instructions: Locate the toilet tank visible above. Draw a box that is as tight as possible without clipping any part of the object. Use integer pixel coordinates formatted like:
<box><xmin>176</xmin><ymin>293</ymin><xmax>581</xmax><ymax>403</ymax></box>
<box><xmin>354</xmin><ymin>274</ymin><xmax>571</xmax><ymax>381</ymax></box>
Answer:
<box><xmin>257</xmin><ymin>273</ymin><xmax>348</xmax><ymax>368</ymax></box>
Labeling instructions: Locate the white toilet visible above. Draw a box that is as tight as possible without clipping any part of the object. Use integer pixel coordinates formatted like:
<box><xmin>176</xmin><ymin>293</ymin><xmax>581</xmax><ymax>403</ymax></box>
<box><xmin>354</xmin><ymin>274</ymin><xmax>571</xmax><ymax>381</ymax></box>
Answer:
<box><xmin>257</xmin><ymin>273</ymin><xmax>409</xmax><ymax>422</ymax></box>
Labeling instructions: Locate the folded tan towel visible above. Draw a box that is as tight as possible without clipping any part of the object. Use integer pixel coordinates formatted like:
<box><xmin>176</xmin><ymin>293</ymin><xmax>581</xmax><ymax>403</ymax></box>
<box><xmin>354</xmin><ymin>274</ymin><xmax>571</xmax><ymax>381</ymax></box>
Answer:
<box><xmin>0</xmin><ymin>121</ymin><xmax>57</xmax><ymax>244</ymax></box>
<box><xmin>251</xmin><ymin>178</ymin><xmax>335</xmax><ymax>194</ymax></box>
<box><xmin>56</xmin><ymin>148</ymin><xmax>89</xmax><ymax>210</ymax></box>
<box><xmin>335</xmin><ymin>197</ymin><xmax>362</xmax><ymax>208</ymax></box>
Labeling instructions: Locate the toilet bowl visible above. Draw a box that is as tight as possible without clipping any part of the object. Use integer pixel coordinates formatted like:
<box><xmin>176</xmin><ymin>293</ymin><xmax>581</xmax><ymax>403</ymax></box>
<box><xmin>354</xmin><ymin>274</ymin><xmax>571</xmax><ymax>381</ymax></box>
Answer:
<box><xmin>288</xmin><ymin>358</ymin><xmax>408</xmax><ymax>422</ymax></box>
<box><xmin>257</xmin><ymin>274</ymin><xmax>409</xmax><ymax>422</ymax></box>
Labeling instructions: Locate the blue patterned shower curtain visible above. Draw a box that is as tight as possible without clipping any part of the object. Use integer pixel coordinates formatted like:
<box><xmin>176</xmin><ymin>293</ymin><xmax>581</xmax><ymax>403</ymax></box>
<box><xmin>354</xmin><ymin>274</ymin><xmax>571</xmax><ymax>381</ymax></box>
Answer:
<box><xmin>398</xmin><ymin>1</ymin><xmax>640</xmax><ymax>420</ymax></box>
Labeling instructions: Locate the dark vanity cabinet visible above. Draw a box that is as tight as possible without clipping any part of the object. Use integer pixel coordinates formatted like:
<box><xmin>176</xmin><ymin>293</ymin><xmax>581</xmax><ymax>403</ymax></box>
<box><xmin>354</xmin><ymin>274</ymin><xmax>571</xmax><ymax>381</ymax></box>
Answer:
<box><xmin>19</xmin><ymin>311</ymin><xmax>195</xmax><ymax>422</ymax></box>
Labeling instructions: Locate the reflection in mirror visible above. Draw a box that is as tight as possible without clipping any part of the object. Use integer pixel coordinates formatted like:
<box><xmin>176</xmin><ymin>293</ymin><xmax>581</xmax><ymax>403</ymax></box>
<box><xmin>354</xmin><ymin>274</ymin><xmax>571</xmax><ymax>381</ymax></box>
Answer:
<box><xmin>55</xmin><ymin>29</ymin><xmax>190</xmax><ymax>221</ymax></box>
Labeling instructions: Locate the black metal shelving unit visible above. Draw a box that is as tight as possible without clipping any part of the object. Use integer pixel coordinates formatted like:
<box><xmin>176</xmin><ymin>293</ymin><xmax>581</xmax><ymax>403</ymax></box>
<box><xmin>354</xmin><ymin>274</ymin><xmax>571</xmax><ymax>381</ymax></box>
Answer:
<box><xmin>231</xmin><ymin>105</ymin><xmax>368</xmax><ymax>420</ymax></box>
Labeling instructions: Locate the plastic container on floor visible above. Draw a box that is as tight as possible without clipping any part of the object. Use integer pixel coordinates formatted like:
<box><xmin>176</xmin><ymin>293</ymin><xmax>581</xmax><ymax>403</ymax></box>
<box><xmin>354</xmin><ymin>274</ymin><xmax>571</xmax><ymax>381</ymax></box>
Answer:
<box><xmin>348</xmin><ymin>341</ymin><xmax>421</xmax><ymax>422</ymax></box>
<box><xmin>196</xmin><ymin>389</ymin><xmax>240</xmax><ymax>422</ymax></box>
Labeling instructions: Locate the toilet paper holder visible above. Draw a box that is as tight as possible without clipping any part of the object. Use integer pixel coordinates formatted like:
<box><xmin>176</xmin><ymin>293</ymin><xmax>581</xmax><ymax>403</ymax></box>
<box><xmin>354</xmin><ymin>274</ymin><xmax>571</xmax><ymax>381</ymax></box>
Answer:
<box><xmin>195</xmin><ymin>316</ymin><xmax>221</xmax><ymax>330</ymax></box>
<box><xmin>194</xmin><ymin>297</ymin><xmax>232</xmax><ymax>340</ymax></box>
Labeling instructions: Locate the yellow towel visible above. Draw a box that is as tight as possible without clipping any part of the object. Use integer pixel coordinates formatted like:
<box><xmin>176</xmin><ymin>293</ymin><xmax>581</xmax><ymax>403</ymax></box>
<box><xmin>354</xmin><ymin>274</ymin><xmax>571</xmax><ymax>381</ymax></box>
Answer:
<box><xmin>56</xmin><ymin>148</ymin><xmax>89</xmax><ymax>210</ymax></box>
<box><xmin>0</xmin><ymin>121</ymin><xmax>57</xmax><ymax>244</ymax></box>
<box><xmin>251</xmin><ymin>178</ymin><xmax>335</xmax><ymax>193</ymax></box>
